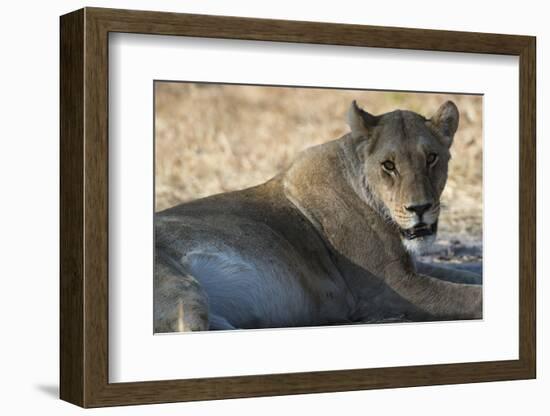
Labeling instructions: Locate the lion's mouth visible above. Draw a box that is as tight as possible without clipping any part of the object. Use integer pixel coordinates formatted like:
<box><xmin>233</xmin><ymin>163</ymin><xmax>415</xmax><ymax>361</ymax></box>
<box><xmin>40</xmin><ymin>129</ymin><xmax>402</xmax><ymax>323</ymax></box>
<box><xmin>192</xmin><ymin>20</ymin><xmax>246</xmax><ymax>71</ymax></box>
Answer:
<box><xmin>400</xmin><ymin>221</ymin><xmax>438</xmax><ymax>240</ymax></box>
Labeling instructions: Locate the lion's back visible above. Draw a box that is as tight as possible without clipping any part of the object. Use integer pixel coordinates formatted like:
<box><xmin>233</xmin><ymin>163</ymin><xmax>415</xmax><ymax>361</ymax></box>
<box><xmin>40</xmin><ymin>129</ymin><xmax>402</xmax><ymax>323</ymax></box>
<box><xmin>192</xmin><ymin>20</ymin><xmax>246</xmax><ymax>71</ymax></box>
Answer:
<box><xmin>154</xmin><ymin>179</ymin><xmax>351</xmax><ymax>328</ymax></box>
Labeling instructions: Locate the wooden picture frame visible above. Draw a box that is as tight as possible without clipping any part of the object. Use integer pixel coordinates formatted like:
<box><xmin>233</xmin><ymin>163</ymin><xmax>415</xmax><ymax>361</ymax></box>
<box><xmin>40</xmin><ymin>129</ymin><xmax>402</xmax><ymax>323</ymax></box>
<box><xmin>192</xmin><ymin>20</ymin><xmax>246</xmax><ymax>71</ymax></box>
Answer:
<box><xmin>60</xmin><ymin>7</ymin><xmax>536</xmax><ymax>408</ymax></box>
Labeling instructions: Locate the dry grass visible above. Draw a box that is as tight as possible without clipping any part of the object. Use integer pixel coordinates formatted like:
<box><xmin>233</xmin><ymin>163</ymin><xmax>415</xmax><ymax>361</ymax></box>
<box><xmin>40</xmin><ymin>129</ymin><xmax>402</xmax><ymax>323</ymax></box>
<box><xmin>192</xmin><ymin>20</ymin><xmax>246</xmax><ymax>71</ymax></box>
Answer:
<box><xmin>155</xmin><ymin>82</ymin><xmax>482</xmax><ymax>240</ymax></box>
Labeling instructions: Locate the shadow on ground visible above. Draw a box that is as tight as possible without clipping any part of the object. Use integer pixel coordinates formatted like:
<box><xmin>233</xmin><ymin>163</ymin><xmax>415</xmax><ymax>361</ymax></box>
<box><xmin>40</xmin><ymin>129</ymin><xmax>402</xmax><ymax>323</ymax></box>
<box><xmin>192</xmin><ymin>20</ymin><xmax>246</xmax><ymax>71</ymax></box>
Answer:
<box><xmin>418</xmin><ymin>236</ymin><xmax>483</xmax><ymax>278</ymax></box>
<box><xmin>35</xmin><ymin>384</ymin><xmax>58</xmax><ymax>399</ymax></box>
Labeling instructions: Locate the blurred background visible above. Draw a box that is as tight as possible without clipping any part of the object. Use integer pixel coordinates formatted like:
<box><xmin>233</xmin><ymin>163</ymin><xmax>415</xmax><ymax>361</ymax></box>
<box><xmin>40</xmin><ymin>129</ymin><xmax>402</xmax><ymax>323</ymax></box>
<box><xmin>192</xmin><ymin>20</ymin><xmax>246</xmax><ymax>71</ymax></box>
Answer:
<box><xmin>155</xmin><ymin>82</ymin><xmax>483</xmax><ymax>269</ymax></box>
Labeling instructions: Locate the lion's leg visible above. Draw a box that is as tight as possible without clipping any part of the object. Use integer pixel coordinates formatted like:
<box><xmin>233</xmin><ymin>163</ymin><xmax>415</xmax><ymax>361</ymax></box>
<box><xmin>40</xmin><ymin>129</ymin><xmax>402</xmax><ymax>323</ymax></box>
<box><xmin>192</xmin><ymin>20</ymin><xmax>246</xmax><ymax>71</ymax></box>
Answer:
<box><xmin>384</xmin><ymin>263</ymin><xmax>482</xmax><ymax>320</ymax></box>
<box><xmin>415</xmin><ymin>261</ymin><xmax>482</xmax><ymax>285</ymax></box>
<box><xmin>154</xmin><ymin>250</ymin><xmax>210</xmax><ymax>333</ymax></box>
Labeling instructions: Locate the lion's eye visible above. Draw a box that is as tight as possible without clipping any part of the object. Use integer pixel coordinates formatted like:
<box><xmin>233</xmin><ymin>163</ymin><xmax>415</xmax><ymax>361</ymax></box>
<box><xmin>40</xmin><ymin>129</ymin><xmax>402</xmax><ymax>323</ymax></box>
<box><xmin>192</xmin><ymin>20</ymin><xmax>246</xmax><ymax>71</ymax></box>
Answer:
<box><xmin>382</xmin><ymin>160</ymin><xmax>396</xmax><ymax>171</ymax></box>
<box><xmin>427</xmin><ymin>153</ymin><xmax>438</xmax><ymax>165</ymax></box>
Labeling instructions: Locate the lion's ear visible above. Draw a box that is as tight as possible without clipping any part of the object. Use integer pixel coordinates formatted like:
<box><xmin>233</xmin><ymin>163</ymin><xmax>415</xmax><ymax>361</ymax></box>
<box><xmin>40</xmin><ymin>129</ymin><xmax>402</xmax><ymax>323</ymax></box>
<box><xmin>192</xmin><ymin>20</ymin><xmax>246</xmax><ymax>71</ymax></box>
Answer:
<box><xmin>428</xmin><ymin>101</ymin><xmax>459</xmax><ymax>147</ymax></box>
<box><xmin>347</xmin><ymin>100</ymin><xmax>377</xmax><ymax>139</ymax></box>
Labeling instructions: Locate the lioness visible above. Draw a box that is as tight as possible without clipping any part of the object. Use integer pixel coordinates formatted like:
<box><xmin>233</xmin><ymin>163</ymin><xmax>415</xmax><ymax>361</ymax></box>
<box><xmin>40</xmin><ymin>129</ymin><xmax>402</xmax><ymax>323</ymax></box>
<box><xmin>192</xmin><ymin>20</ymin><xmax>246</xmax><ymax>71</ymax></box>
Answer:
<box><xmin>154</xmin><ymin>100</ymin><xmax>482</xmax><ymax>332</ymax></box>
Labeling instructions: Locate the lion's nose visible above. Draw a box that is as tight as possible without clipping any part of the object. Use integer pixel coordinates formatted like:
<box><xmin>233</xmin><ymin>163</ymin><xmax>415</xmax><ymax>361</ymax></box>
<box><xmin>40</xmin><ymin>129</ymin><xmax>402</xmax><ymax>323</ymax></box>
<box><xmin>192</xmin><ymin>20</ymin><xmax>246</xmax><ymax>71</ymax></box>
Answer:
<box><xmin>405</xmin><ymin>203</ymin><xmax>432</xmax><ymax>219</ymax></box>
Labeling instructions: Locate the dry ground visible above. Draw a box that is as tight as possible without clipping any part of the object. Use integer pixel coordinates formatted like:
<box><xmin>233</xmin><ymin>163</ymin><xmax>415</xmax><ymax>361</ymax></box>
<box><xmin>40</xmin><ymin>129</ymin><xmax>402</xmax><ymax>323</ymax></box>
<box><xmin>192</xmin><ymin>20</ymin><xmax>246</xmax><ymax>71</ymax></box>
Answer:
<box><xmin>155</xmin><ymin>82</ymin><xmax>483</xmax><ymax>269</ymax></box>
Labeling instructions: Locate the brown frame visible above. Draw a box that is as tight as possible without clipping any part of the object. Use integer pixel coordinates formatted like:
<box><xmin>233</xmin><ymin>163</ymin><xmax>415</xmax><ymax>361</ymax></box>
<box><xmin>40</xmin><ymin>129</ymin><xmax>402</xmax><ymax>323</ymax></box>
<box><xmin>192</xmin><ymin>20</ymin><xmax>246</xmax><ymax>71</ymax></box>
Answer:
<box><xmin>60</xmin><ymin>7</ymin><xmax>536</xmax><ymax>408</ymax></box>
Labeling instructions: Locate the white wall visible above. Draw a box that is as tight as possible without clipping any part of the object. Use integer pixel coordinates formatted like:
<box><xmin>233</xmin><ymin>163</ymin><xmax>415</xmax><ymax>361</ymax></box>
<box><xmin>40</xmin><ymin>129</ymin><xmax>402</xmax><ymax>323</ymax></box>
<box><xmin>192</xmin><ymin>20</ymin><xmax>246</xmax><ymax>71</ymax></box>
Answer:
<box><xmin>0</xmin><ymin>0</ymin><xmax>545</xmax><ymax>414</ymax></box>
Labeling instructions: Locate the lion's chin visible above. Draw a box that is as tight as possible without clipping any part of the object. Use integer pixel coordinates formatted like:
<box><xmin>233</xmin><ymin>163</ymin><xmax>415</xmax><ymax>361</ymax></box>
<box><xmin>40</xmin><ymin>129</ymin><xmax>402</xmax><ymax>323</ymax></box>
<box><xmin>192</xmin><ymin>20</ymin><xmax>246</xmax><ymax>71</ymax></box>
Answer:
<box><xmin>401</xmin><ymin>233</ymin><xmax>436</xmax><ymax>254</ymax></box>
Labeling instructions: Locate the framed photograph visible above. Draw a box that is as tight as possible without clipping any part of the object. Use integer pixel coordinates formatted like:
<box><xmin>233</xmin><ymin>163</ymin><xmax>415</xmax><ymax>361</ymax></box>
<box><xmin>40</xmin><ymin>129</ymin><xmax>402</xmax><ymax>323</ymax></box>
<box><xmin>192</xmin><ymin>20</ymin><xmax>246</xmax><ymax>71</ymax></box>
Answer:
<box><xmin>60</xmin><ymin>7</ymin><xmax>536</xmax><ymax>408</ymax></box>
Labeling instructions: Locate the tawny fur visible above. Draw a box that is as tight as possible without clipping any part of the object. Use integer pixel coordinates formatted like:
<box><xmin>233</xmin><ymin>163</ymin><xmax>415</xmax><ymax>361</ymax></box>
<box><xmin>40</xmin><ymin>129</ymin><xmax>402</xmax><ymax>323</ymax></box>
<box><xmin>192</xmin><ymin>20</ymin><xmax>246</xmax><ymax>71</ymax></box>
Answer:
<box><xmin>154</xmin><ymin>101</ymin><xmax>481</xmax><ymax>332</ymax></box>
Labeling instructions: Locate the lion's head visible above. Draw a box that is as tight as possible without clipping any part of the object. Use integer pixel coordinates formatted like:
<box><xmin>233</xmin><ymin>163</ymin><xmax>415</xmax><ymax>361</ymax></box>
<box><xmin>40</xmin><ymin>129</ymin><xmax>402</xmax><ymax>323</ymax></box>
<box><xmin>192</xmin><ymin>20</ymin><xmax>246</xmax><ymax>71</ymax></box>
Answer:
<box><xmin>347</xmin><ymin>100</ymin><xmax>459</xmax><ymax>252</ymax></box>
